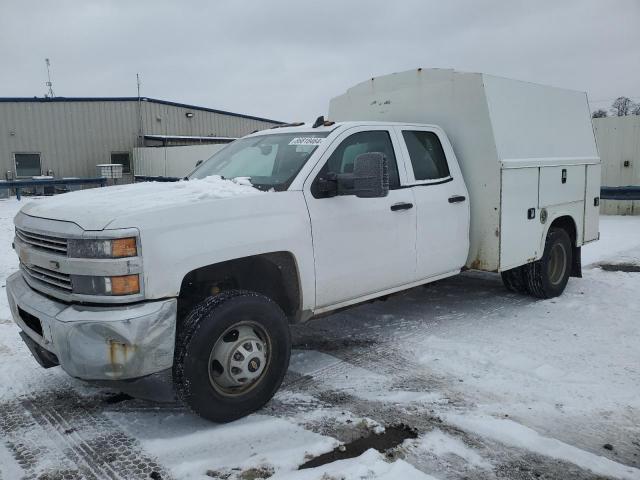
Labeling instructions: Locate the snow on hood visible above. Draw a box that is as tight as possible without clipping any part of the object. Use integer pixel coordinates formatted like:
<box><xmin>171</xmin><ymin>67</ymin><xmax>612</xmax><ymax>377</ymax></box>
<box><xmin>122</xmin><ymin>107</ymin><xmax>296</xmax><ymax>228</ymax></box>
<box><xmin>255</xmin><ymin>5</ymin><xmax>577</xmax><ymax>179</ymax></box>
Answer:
<box><xmin>19</xmin><ymin>176</ymin><xmax>264</xmax><ymax>230</ymax></box>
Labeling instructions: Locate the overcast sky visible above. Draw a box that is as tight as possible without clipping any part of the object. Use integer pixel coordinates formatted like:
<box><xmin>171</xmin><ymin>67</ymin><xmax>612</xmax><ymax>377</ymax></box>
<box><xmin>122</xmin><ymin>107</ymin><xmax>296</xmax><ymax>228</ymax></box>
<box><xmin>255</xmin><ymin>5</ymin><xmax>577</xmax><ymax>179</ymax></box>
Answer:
<box><xmin>1</xmin><ymin>0</ymin><xmax>638</xmax><ymax>122</ymax></box>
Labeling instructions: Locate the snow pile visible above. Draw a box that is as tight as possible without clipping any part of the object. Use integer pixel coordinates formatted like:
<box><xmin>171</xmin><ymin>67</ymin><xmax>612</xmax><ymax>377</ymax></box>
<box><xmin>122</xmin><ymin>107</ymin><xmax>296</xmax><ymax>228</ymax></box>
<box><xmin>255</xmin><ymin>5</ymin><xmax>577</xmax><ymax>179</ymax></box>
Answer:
<box><xmin>414</xmin><ymin>429</ymin><xmax>491</xmax><ymax>470</ymax></box>
<box><xmin>410</xmin><ymin>264</ymin><xmax>640</xmax><ymax>418</ymax></box>
<box><xmin>0</xmin><ymin>199</ymin><xmax>21</xmax><ymax>320</ymax></box>
<box><xmin>275</xmin><ymin>449</ymin><xmax>440</xmax><ymax>480</ymax></box>
<box><xmin>159</xmin><ymin>175</ymin><xmax>264</xmax><ymax>201</ymax></box>
<box><xmin>18</xmin><ymin>176</ymin><xmax>266</xmax><ymax>229</ymax></box>
<box><xmin>0</xmin><ymin>443</ymin><xmax>23</xmax><ymax>479</ymax></box>
<box><xmin>110</xmin><ymin>412</ymin><xmax>338</xmax><ymax>479</ymax></box>
<box><xmin>446</xmin><ymin>414</ymin><xmax>640</xmax><ymax>480</ymax></box>
<box><xmin>582</xmin><ymin>215</ymin><xmax>640</xmax><ymax>265</ymax></box>
<box><xmin>62</xmin><ymin>175</ymin><xmax>262</xmax><ymax>208</ymax></box>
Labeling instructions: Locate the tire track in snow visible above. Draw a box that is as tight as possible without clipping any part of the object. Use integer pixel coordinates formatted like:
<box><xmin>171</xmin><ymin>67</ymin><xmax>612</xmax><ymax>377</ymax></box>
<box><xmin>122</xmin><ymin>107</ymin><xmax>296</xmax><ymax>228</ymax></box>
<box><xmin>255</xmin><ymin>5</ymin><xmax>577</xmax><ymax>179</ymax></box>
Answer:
<box><xmin>0</xmin><ymin>389</ymin><xmax>172</xmax><ymax>480</ymax></box>
<box><xmin>280</xmin><ymin>354</ymin><xmax>627</xmax><ymax>480</ymax></box>
<box><xmin>285</xmin><ymin>312</ymin><xmax>635</xmax><ymax>480</ymax></box>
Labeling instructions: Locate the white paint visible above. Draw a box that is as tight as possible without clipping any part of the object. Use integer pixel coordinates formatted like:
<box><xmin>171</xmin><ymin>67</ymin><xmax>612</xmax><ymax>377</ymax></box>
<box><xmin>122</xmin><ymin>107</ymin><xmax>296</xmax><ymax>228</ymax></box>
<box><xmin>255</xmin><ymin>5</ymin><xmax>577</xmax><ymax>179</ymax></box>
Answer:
<box><xmin>329</xmin><ymin>68</ymin><xmax>600</xmax><ymax>271</ymax></box>
<box><xmin>584</xmin><ymin>164</ymin><xmax>601</xmax><ymax>241</ymax></box>
<box><xmin>301</xmin><ymin>124</ymin><xmax>419</xmax><ymax>307</ymax></box>
<box><xmin>499</xmin><ymin>167</ymin><xmax>540</xmax><ymax>269</ymax></box>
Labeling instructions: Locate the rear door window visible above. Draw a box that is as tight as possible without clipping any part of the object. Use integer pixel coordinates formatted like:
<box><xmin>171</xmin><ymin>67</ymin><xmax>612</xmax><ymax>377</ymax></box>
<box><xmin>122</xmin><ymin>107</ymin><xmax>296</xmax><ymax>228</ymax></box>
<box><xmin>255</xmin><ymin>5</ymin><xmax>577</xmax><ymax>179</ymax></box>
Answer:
<box><xmin>402</xmin><ymin>131</ymin><xmax>450</xmax><ymax>181</ymax></box>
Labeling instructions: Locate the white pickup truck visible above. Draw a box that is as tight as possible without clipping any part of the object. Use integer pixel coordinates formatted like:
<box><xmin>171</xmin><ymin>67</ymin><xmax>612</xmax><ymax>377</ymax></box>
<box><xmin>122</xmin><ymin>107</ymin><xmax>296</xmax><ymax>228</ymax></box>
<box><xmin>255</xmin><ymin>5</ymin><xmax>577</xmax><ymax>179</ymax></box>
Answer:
<box><xmin>7</xmin><ymin>69</ymin><xmax>600</xmax><ymax>422</ymax></box>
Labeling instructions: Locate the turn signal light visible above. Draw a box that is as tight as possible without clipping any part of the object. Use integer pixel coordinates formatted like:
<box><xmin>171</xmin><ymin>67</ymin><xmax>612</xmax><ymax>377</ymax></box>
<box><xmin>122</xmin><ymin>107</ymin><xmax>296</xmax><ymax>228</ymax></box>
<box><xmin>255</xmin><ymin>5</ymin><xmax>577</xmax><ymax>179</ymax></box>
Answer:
<box><xmin>112</xmin><ymin>238</ymin><xmax>137</xmax><ymax>258</ymax></box>
<box><xmin>110</xmin><ymin>275</ymin><xmax>140</xmax><ymax>295</ymax></box>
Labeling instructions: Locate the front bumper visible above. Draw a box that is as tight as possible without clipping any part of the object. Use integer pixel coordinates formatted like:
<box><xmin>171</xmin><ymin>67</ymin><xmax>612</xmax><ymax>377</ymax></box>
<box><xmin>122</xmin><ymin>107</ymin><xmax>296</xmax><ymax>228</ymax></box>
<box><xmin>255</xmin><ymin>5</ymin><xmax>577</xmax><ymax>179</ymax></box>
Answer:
<box><xmin>6</xmin><ymin>272</ymin><xmax>177</xmax><ymax>380</ymax></box>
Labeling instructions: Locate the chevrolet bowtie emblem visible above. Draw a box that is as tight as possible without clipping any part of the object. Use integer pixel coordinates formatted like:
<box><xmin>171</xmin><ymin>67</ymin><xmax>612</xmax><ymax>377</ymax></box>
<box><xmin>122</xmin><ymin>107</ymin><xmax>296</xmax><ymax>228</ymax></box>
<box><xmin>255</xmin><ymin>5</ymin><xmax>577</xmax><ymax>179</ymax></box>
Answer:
<box><xmin>49</xmin><ymin>260</ymin><xmax>60</xmax><ymax>270</ymax></box>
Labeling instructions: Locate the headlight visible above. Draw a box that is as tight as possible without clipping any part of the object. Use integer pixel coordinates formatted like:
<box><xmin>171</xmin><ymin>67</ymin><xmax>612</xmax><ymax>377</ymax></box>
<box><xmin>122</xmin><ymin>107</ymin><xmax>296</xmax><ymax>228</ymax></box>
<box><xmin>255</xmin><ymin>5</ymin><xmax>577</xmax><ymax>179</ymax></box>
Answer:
<box><xmin>68</xmin><ymin>237</ymin><xmax>138</xmax><ymax>258</ymax></box>
<box><xmin>72</xmin><ymin>274</ymin><xmax>140</xmax><ymax>295</ymax></box>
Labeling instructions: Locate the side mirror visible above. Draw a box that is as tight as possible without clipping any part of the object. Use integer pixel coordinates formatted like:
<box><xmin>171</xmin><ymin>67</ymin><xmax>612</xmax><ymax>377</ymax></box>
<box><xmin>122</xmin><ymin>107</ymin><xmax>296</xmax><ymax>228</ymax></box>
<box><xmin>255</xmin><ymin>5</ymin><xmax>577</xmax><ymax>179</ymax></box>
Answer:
<box><xmin>350</xmin><ymin>152</ymin><xmax>389</xmax><ymax>198</ymax></box>
<box><xmin>315</xmin><ymin>152</ymin><xmax>390</xmax><ymax>198</ymax></box>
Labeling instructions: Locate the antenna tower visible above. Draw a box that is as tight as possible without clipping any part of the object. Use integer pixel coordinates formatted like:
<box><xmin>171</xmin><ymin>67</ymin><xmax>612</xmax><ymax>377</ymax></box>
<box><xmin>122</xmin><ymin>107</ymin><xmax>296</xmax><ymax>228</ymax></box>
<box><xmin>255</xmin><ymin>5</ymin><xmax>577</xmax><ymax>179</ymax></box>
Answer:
<box><xmin>45</xmin><ymin>58</ymin><xmax>55</xmax><ymax>97</ymax></box>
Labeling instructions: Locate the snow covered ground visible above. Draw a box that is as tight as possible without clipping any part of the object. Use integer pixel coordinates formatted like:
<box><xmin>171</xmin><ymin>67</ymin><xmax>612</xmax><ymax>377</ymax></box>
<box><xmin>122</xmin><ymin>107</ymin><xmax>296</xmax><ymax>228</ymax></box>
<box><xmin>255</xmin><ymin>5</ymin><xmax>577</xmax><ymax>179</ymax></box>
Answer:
<box><xmin>1</xmin><ymin>196</ymin><xmax>639</xmax><ymax>480</ymax></box>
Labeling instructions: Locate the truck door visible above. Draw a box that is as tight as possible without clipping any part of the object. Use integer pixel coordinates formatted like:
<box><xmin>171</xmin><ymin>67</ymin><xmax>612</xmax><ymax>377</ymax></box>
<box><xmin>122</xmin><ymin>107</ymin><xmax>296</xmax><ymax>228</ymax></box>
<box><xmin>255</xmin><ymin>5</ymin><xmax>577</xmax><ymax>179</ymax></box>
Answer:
<box><xmin>394</xmin><ymin>127</ymin><xmax>470</xmax><ymax>279</ymax></box>
<box><xmin>303</xmin><ymin>127</ymin><xmax>417</xmax><ymax>309</ymax></box>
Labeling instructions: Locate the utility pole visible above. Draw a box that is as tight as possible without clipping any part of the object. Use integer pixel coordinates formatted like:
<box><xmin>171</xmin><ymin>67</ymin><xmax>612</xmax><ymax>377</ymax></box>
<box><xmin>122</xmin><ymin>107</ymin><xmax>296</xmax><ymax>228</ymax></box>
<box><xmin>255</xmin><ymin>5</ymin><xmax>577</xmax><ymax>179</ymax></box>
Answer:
<box><xmin>137</xmin><ymin>73</ymin><xmax>144</xmax><ymax>147</ymax></box>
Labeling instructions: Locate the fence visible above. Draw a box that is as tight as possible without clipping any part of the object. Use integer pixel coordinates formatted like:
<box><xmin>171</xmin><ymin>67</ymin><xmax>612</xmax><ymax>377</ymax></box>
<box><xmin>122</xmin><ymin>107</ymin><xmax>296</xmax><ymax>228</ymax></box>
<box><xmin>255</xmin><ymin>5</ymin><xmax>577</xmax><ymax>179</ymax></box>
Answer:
<box><xmin>134</xmin><ymin>175</ymin><xmax>180</xmax><ymax>183</ymax></box>
<box><xmin>0</xmin><ymin>177</ymin><xmax>106</xmax><ymax>200</ymax></box>
<box><xmin>600</xmin><ymin>186</ymin><xmax>640</xmax><ymax>201</ymax></box>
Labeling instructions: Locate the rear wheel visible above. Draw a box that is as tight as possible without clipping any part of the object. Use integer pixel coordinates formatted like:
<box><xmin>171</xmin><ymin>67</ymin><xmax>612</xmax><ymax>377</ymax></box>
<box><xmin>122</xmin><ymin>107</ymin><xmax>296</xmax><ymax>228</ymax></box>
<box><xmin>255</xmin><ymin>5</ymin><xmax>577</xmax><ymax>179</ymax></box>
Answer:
<box><xmin>501</xmin><ymin>266</ymin><xmax>529</xmax><ymax>294</ymax></box>
<box><xmin>523</xmin><ymin>228</ymin><xmax>572</xmax><ymax>299</ymax></box>
<box><xmin>173</xmin><ymin>290</ymin><xmax>291</xmax><ymax>422</ymax></box>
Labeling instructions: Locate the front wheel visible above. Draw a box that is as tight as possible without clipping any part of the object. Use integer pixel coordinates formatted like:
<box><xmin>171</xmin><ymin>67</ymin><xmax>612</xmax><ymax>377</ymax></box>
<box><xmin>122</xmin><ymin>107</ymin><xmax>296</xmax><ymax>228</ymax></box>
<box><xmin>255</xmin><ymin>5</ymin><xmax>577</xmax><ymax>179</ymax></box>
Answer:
<box><xmin>524</xmin><ymin>228</ymin><xmax>572</xmax><ymax>299</ymax></box>
<box><xmin>173</xmin><ymin>290</ymin><xmax>291</xmax><ymax>422</ymax></box>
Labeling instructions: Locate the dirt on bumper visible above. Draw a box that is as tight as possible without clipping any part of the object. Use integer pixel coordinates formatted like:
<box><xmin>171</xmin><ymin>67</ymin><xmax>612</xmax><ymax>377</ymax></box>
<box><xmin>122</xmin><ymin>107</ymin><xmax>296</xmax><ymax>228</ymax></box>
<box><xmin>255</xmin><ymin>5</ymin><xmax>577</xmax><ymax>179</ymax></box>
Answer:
<box><xmin>6</xmin><ymin>272</ymin><xmax>177</xmax><ymax>380</ymax></box>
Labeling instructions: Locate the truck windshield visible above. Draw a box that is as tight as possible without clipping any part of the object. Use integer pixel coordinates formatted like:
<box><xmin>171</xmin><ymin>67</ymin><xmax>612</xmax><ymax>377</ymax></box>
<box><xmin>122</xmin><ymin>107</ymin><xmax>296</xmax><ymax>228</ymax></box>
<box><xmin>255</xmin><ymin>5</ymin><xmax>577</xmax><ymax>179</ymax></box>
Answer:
<box><xmin>189</xmin><ymin>131</ymin><xmax>331</xmax><ymax>191</ymax></box>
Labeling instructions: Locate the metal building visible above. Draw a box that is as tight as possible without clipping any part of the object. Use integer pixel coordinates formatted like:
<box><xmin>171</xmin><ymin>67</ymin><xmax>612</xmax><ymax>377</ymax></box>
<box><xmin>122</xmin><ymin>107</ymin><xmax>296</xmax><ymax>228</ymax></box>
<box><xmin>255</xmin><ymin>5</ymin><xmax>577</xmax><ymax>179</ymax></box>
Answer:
<box><xmin>593</xmin><ymin>115</ymin><xmax>640</xmax><ymax>215</ymax></box>
<box><xmin>0</xmin><ymin>97</ymin><xmax>282</xmax><ymax>182</ymax></box>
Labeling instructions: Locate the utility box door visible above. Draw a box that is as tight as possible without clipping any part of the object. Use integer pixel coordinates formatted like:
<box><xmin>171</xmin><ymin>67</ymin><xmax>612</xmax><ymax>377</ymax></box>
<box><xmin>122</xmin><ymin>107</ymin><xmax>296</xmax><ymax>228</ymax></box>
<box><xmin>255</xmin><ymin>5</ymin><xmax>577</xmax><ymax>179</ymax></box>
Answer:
<box><xmin>500</xmin><ymin>167</ymin><xmax>541</xmax><ymax>270</ymax></box>
<box><xmin>584</xmin><ymin>163</ymin><xmax>601</xmax><ymax>242</ymax></box>
<box><xmin>539</xmin><ymin>165</ymin><xmax>585</xmax><ymax>207</ymax></box>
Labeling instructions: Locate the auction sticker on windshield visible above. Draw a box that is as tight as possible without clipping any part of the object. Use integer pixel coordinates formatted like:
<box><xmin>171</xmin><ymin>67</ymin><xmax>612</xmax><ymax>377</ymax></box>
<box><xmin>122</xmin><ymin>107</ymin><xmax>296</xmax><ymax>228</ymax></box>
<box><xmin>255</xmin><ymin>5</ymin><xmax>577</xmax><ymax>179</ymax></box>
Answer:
<box><xmin>288</xmin><ymin>137</ymin><xmax>324</xmax><ymax>146</ymax></box>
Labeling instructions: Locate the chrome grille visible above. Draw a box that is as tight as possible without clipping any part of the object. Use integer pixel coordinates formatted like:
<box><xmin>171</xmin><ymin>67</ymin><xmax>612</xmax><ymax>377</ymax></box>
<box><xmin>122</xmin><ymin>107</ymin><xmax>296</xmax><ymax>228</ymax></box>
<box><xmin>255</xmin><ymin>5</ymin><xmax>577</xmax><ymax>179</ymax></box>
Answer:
<box><xmin>15</xmin><ymin>228</ymin><xmax>68</xmax><ymax>255</ymax></box>
<box><xmin>20</xmin><ymin>263</ymin><xmax>72</xmax><ymax>292</ymax></box>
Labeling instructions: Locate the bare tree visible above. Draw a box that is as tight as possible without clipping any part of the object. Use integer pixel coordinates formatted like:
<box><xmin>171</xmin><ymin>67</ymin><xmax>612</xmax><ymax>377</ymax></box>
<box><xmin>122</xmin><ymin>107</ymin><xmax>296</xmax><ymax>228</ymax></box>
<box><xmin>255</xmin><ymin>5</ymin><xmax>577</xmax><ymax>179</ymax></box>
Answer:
<box><xmin>610</xmin><ymin>96</ymin><xmax>634</xmax><ymax>116</ymax></box>
<box><xmin>592</xmin><ymin>109</ymin><xmax>607</xmax><ymax>118</ymax></box>
<box><xmin>633</xmin><ymin>103</ymin><xmax>640</xmax><ymax>115</ymax></box>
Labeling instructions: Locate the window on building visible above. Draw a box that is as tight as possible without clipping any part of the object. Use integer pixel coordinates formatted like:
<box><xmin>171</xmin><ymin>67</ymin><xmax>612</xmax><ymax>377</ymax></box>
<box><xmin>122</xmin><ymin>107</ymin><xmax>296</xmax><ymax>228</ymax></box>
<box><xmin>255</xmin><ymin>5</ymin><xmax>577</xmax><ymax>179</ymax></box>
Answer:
<box><xmin>402</xmin><ymin>131</ymin><xmax>450</xmax><ymax>181</ymax></box>
<box><xmin>111</xmin><ymin>152</ymin><xmax>131</xmax><ymax>174</ymax></box>
<box><xmin>14</xmin><ymin>153</ymin><xmax>42</xmax><ymax>177</ymax></box>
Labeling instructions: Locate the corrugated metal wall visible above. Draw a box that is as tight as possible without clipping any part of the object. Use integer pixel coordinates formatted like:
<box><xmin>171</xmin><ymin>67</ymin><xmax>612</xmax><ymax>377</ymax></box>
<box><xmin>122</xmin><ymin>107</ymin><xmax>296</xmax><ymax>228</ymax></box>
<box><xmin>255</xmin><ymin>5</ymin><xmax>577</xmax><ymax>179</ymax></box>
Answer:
<box><xmin>140</xmin><ymin>100</ymin><xmax>272</xmax><ymax>138</ymax></box>
<box><xmin>0</xmin><ymin>100</ymin><xmax>139</xmax><ymax>179</ymax></box>
<box><xmin>0</xmin><ymin>99</ymin><xmax>279</xmax><ymax>180</ymax></box>
<box><xmin>593</xmin><ymin>115</ymin><xmax>640</xmax><ymax>215</ymax></box>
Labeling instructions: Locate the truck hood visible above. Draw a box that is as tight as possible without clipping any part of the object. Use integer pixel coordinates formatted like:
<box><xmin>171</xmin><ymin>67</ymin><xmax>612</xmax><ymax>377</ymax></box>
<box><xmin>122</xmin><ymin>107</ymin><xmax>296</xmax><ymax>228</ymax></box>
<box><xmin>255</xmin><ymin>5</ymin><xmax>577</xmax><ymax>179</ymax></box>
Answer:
<box><xmin>20</xmin><ymin>176</ymin><xmax>265</xmax><ymax>230</ymax></box>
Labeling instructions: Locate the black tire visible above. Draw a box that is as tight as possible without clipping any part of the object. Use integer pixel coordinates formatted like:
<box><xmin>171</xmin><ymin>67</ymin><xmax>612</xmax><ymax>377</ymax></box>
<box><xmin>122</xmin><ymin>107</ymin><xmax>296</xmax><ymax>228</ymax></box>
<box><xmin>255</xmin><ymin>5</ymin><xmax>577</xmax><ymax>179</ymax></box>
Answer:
<box><xmin>501</xmin><ymin>266</ymin><xmax>529</xmax><ymax>294</ymax></box>
<box><xmin>523</xmin><ymin>228</ymin><xmax>572</xmax><ymax>299</ymax></box>
<box><xmin>173</xmin><ymin>290</ymin><xmax>291</xmax><ymax>423</ymax></box>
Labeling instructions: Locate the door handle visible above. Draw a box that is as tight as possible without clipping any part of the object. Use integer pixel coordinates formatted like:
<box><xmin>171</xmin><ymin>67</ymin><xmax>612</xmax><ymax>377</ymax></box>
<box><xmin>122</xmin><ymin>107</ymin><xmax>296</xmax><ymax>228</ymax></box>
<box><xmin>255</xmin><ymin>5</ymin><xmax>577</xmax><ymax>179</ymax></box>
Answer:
<box><xmin>390</xmin><ymin>202</ymin><xmax>413</xmax><ymax>211</ymax></box>
<box><xmin>448</xmin><ymin>195</ymin><xmax>466</xmax><ymax>203</ymax></box>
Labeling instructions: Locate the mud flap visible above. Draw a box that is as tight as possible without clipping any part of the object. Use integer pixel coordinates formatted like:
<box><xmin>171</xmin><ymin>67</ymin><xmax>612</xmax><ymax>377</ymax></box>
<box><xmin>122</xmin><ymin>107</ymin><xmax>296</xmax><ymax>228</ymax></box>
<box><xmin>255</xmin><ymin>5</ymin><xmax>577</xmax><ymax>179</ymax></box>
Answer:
<box><xmin>19</xmin><ymin>331</ymin><xmax>59</xmax><ymax>369</ymax></box>
<box><xmin>571</xmin><ymin>246</ymin><xmax>582</xmax><ymax>278</ymax></box>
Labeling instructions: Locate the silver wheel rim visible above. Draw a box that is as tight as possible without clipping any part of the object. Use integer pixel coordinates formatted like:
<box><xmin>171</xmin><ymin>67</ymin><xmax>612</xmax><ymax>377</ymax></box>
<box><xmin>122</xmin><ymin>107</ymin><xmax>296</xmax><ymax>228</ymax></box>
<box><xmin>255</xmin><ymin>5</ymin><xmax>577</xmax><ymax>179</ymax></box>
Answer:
<box><xmin>208</xmin><ymin>322</ymin><xmax>270</xmax><ymax>396</ymax></box>
<box><xmin>548</xmin><ymin>243</ymin><xmax>568</xmax><ymax>286</ymax></box>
